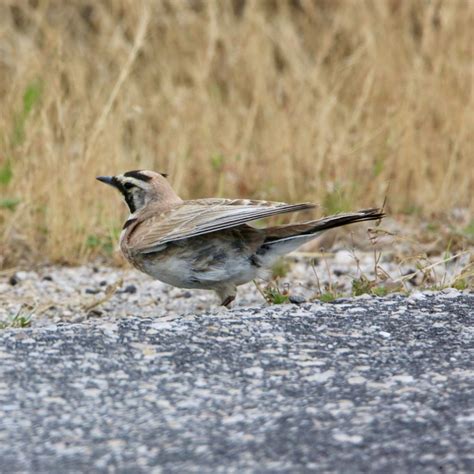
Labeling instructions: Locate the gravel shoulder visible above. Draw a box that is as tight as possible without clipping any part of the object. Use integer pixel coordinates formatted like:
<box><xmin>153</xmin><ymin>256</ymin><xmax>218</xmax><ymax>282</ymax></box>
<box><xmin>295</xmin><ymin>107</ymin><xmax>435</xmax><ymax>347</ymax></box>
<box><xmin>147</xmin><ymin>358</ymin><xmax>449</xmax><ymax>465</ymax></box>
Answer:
<box><xmin>0</xmin><ymin>289</ymin><xmax>473</xmax><ymax>473</ymax></box>
<box><xmin>0</xmin><ymin>245</ymin><xmax>471</xmax><ymax>327</ymax></box>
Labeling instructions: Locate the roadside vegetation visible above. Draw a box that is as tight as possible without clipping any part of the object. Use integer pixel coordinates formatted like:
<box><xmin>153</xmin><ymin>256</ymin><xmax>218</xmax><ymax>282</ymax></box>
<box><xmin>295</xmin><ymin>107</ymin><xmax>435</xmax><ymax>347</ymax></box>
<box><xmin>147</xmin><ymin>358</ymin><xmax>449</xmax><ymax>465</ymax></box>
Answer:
<box><xmin>0</xmin><ymin>1</ymin><xmax>472</xmax><ymax>270</ymax></box>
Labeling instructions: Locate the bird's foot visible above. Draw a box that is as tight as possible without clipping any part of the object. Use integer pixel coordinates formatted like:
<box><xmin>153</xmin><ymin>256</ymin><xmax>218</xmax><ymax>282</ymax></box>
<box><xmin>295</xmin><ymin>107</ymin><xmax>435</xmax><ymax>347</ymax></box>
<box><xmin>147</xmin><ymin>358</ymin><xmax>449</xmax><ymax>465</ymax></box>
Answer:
<box><xmin>221</xmin><ymin>295</ymin><xmax>236</xmax><ymax>308</ymax></box>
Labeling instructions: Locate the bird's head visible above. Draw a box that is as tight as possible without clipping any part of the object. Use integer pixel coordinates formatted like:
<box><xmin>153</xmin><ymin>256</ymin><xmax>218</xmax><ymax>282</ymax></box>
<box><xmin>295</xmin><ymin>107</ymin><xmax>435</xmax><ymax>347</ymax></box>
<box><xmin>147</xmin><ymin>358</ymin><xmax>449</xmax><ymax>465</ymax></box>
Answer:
<box><xmin>96</xmin><ymin>170</ymin><xmax>181</xmax><ymax>213</ymax></box>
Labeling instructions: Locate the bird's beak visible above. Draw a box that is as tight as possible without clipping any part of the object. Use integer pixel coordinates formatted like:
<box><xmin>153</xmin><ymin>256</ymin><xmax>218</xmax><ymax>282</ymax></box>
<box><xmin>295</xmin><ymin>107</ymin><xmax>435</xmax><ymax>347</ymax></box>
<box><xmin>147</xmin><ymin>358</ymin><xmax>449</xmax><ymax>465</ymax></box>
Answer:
<box><xmin>96</xmin><ymin>176</ymin><xmax>116</xmax><ymax>187</ymax></box>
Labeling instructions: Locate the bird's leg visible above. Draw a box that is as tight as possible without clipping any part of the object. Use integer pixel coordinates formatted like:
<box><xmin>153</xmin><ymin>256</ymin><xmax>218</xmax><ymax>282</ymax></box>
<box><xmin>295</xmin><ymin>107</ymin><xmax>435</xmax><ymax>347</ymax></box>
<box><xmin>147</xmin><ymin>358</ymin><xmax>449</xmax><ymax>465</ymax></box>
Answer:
<box><xmin>221</xmin><ymin>295</ymin><xmax>236</xmax><ymax>308</ymax></box>
<box><xmin>216</xmin><ymin>287</ymin><xmax>237</xmax><ymax>307</ymax></box>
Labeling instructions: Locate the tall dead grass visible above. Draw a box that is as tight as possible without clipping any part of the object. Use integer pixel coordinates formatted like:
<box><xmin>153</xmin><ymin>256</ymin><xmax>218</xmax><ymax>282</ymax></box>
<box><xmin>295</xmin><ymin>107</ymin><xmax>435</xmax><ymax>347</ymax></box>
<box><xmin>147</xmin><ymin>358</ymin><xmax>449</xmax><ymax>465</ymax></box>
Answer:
<box><xmin>0</xmin><ymin>0</ymin><xmax>472</xmax><ymax>267</ymax></box>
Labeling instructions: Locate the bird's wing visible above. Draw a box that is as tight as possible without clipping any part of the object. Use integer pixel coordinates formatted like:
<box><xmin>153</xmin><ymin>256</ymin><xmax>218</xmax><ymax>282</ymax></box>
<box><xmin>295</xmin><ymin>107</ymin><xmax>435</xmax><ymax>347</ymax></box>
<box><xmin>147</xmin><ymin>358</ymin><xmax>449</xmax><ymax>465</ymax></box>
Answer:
<box><xmin>130</xmin><ymin>199</ymin><xmax>315</xmax><ymax>253</ymax></box>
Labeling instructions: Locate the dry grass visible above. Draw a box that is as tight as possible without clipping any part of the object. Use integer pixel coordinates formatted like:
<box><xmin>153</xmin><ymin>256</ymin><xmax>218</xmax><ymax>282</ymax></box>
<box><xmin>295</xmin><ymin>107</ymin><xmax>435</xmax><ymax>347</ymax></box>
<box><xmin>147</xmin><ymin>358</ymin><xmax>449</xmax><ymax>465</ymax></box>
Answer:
<box><xmin>0</xmin><ymin>0</ymin><xmax>473</xmax><ymax>267</ymax></box>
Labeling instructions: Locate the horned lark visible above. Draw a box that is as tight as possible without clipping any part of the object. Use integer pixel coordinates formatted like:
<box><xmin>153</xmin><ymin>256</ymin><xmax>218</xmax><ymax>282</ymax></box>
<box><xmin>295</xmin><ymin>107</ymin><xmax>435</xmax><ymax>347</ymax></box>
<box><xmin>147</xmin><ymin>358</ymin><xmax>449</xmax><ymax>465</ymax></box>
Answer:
<box><xmin>97</xmin><ymin>170</ymin><xmax>384</xmax><ymax>306</ymax></box>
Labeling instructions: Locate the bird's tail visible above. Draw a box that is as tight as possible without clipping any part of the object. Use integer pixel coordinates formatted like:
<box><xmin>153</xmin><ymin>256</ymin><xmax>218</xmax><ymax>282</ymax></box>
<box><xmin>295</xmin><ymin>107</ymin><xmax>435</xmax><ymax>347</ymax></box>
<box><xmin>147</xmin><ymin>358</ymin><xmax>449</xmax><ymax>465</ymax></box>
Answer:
<box><xmin>260</xmin><ymin>208</ymin><xmax>385</xmax><ymax>257</ymax></box>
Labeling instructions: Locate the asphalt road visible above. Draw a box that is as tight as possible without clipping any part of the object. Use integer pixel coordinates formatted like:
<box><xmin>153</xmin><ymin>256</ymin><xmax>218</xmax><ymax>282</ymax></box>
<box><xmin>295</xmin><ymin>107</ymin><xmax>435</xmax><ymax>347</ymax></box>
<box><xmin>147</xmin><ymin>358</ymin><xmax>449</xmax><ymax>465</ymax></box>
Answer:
<box><xmin>0</xmin><ymin>292</ymin><xmax>472</xmax><ymax>473</ymax></box>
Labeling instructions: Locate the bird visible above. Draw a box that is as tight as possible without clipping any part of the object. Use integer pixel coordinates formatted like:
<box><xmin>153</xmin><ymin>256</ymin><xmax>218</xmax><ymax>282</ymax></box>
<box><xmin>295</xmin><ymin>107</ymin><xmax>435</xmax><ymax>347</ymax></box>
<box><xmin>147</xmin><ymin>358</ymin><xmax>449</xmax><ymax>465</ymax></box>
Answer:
<box><xmin>97</xmin><ymin>170</ymin><xmax>384</xmax><ymax>306</ymax></box>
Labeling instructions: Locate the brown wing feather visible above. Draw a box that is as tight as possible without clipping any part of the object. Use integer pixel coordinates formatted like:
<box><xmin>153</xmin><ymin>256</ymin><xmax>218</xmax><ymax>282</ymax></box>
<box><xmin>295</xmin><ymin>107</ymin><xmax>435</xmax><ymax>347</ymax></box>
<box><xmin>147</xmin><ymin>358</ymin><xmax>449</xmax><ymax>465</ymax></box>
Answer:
<box><xmin>130</xmin><ymin>199</ymin><xmax>315</xmax><ymax>253</ymax></box>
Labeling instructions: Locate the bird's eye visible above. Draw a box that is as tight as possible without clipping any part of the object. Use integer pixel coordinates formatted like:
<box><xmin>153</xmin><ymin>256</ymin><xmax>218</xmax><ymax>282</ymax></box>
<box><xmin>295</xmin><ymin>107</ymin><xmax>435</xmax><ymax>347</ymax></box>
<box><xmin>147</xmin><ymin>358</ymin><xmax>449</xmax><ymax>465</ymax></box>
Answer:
<box><xmin>124</xmin><ymin>182</ymin><xmax>135</xmax><ymax>190</ymax></box>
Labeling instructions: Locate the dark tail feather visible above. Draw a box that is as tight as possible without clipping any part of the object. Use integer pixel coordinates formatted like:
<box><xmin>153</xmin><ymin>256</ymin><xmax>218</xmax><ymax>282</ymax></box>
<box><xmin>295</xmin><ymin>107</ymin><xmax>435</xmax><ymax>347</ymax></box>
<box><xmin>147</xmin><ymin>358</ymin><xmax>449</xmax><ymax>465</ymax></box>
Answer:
<box><xmin>263</xmin><ymin>208</ymin><xmax>385</xmax><ymax>245</ymax></box>
<box><xmin>299</xmin><ymin>207</ymin><xmax>385</xmax><ymax>235</ymax></box>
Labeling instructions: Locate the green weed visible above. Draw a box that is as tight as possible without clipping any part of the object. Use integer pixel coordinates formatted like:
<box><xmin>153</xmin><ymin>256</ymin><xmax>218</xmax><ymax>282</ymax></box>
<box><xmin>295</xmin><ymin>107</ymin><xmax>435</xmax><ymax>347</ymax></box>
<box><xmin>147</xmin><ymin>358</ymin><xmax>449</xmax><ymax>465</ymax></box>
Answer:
<box><xmin>316</xmin><ymin>292</ymin><xmax>339</xmax><ymax>303</ymax></box>
<box><xmin>0</xmin><ymin>161</ymin><xmax>13</xmax><ymax>186</ymax></box>
<box><xmin>210</xmin><ymin>153</ymin><xmax>225</xmax><ymax>171</ymax></box>
<box><xmin>352</xmin><ymin>275</ymin><xmax>373</xmax><ymax>296</ymax></box>
<box><xmin>373</xmin><ymin>158</ymin><xmax>385</xmax><ymax>177</ymax></box>
<box><xmin>263</xmin><ymin>285</ymin><xmax>290</xmax><ymax>304</ymax></box>
<box><xmin>452</xmin><ymin>278</ymin><xmax>467</xmax><ymax>291</ymax></box>
<box><xmin>0</xmin><ymin>198</ymin><xmax>20</xmax><ymax>211</ymax></box>
<box><xmin>12</xmin><ymin>79</ymin><xmax>43</xmax><ymax>146</ymax></box>
<box><xmin>0</xmin><ymin>306</ymin><xmax>33</xmax><ymax>329</ymax></box>
<box><xmin>85</xmin><ymin>232</ymin><xmax>116</xmax><ymax>255</ymax></box>
<box><xmin>371</xmin><ymin>286</ymin><xmax>390</xmax><ymax>297</ymax></box>
<box><xmin>463</xmin><ymin>221</ymin><xmax>474</xmax><ymax>241</ymax></box>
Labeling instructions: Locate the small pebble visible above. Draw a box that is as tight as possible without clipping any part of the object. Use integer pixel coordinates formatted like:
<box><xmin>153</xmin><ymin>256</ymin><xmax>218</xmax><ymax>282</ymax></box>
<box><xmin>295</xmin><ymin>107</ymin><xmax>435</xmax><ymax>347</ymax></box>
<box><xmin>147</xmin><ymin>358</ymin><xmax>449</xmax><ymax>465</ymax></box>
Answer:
<box><xmin>42</xmin><ymin>275</ymin><xmax>53</xmax><ymax>281</ymax></box>
<box><xmin>289</xmin><ymin>295</ymin><xmax>306</xmax><ymax>305</ymax></box>
<box><xmin>122</xmin><ymin>285</ymin><xmax>137</xmax><ymax>294</ymax></box>
<box><xmin>8</xmin><ymin>275</ymin><xmax>19</xmax><ymax>286</ymax></box>
<box><xmin>87</xmin><ymin>309</ymin><xmax>103</xmax><ymax>318</ymax></box>
<box><xmin>85</xmin><ymin>288</ymin><xmax>100</xmax><ymax>295</ymax></box>
<box><xmin>71</xmin><ymin>315</ymin><xmax>86</xmax><ymax>323</ymax></box>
